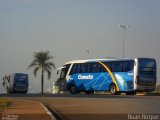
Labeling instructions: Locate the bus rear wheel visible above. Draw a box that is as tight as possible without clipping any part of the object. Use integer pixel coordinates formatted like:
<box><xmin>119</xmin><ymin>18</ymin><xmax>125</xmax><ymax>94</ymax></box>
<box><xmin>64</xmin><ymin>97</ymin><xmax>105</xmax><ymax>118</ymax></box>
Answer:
<box><xmin>109</xmin><ymin>84</ymin><xmax>119</xmax><ymax>95</ymax></box>
<box><xmin>69</xmin><ymin>85</ymin><xmax>77</xmax><ymax>94</ymax></box>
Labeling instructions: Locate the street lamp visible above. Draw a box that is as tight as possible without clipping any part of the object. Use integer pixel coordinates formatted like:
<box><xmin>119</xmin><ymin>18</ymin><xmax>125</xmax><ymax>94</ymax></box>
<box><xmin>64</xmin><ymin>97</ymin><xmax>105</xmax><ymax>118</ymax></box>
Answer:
<box><xmin>120</xmin><ymin>25</ymin><xmax>129</xmax><ymax>58</ymax></box>
<box><xmin>85</xmin><ymin>49</ymin><xmax>91</xmax><ymax>58</ymax></box>
<box><xmin>85</xmin><ymin>50</ymin><xmax>90</xmax><ymax>55</ymax></box>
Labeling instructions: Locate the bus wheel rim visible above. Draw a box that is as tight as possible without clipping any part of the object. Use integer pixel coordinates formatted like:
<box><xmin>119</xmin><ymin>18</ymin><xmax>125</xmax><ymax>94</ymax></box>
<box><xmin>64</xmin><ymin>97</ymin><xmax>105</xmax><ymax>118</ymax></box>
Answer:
<box><xmin>71</xmin><ymin>87</ymin><xmax>76</xmax><ymax>93</ymax></box>
<box><xmin>111</xmin><ymin>85</ymin><xmax>116</xmax><ymax>94</ymax></box>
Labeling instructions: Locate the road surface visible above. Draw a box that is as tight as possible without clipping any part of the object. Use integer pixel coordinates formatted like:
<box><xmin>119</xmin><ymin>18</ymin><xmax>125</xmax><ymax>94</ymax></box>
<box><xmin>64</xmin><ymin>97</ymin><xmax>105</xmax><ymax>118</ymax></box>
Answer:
<box><xmin>2</xmin><ymin>94</ymin><xmax>159</xmax><ymax>120</ymax></box>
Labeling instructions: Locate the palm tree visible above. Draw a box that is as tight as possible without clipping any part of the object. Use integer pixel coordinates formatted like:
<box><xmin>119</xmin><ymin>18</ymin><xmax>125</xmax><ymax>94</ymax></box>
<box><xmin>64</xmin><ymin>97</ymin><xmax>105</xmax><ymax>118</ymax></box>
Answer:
<box><xmin>28</xmin><ymin>51</ymin><xmax>55</xmax><ymax>94</ymax></box>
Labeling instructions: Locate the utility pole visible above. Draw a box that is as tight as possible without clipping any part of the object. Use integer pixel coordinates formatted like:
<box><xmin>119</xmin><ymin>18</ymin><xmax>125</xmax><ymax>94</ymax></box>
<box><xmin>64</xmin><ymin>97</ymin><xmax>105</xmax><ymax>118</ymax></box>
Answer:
<box><xmin>120</xmin><ymin>25</ymin><xmax>129</xmax><ymax>58</ymax></box>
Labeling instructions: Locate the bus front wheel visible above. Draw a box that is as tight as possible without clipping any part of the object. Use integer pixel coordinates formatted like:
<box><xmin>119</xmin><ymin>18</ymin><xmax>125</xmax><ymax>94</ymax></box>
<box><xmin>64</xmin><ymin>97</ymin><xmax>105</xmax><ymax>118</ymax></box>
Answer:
<box><xmin>109</xmin><ymin>84</ymin><xmax>119</xmax><ymax>95</ymax></box>
<box><xmin>69</xmin><ymin>85</ymin><xmax>77</xmax><ymax>94</ymax></box>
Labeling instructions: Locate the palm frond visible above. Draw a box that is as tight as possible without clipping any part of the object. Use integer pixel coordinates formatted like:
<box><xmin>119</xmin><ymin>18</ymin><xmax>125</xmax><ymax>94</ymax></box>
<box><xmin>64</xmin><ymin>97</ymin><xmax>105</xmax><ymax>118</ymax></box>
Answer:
<box><xmin>45</xmin><ymin>68</ymin><xmax>51</xmax><ymax>79</ymax></box>
<box><xmin>47</xmin><ymin>62</ymin><xmax>56</xmax><ymax>69</ymax></box>
<box><xmin>44</xmin><ymin>64</ymin><xmax>52</xmax><ymax>71</ymax></box>
<box><xmin>44</xmin><ymin>62</ymin><xmax>55</xmax><ymax>71</ymax></box>
<box><xmin>28</xmin><ymin>60</ymin><xmax>37</xmax><ymax>69</ymax></box>
<box><xmin>45</xmin><ymin>55</ymin><xmax>53</xmax><ymax>62</ymax></box>
<box><xmin>33</xmin><ymin>67</ymin><xmax>40</xmax><ymax>77</ymax></box>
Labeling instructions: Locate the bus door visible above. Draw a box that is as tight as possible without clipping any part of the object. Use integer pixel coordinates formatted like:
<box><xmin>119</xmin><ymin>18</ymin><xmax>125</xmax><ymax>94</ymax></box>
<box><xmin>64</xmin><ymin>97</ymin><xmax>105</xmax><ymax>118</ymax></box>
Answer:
<box><xmin>57</xmin><ymin>64</ymin><xmax>71</xmax><ymax>91</ymax></box>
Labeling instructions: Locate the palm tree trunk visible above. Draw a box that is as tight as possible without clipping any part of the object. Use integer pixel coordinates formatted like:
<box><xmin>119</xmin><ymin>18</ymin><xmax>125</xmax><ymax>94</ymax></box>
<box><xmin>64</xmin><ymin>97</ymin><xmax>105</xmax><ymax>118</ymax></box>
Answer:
<box><xmin>41</xmin><ymin>68</ymin><xmax>44</xmax><ymax>94</ymax></box>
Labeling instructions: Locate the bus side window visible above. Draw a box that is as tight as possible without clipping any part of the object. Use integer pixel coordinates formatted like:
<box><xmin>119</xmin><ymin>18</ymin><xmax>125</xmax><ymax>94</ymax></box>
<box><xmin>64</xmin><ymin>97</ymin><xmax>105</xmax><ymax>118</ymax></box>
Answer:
<box><xmin>70</xmin><ymin>63</ymin><xmax>80</xmax><ymax>75</ymax></box>
<box><xmin>123</xmin><ymin>61</ymin><xmax>130</xmax><ymax>72</ymax></box>
<box><xmin>129</xmin><ymin>61</ymin><xmax>134</xmax><ymax>71</ymax></box>
<box><xmin>81</xmin><ymin>63</ymin><xmax>90</xmax><ymax>73</ymax></box>
<box><xmin>81</xmin><ymin>63</ymin><xmax>86</xmax><ymax>73</ymax></box>
<box><xmin>103</xmin><ymin>62</ymin><xmax>112</xmax><ymax>71</ymax></box>
<box><xmin>70</xmin><ymin>64</ymin><xmax>76</xmax><ymax>75</ymax></box>
<box><xmin>112</xmin><ymin>62</ymin><xmax>123</xmax><ymax>72</ymax></box>
<box><xmin>87</xmin><ymin>63</ymin><xmax>92</xmax><ymax>73</ymax></box>
<box><xmin>91</xmin><ymin>63</ymin><xmax>101</xmax><ymax>73</ymax></box>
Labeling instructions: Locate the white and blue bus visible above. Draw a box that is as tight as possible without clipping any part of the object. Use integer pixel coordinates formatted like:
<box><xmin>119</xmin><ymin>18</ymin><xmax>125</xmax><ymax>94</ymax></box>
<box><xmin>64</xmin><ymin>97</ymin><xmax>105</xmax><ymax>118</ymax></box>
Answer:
<box><xmin>56</xmin><ymin>58</ymin><xmax>156</xmax><ymax>95</ymax></box>
<box><xmin>2</xmin><ymin>73</ymin><xmax>29</xmax><ymax>94</ymax></box>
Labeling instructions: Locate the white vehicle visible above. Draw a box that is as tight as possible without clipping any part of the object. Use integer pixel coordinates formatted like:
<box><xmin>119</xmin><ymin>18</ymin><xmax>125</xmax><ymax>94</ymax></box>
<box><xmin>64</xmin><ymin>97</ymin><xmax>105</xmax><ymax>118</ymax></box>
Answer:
<box><xmin>56</xmin><ymin>58</ymin><xmax>156</xmax><ymax>95</ymax></box>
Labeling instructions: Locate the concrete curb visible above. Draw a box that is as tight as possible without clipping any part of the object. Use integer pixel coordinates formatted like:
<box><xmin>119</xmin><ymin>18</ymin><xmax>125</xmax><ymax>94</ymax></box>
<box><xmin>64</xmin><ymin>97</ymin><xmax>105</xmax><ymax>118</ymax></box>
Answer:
<box><xmin>12</xmin><ymin>98</ymin><xmax>58</xmax><ymax>120</ymax></box>
<box><xmin>45</xmin><ymin>105</ymin><xmax>65</xmax><ymax>120</ymax></box>
<box><xmin>40</xmin><ymin>103</ymin><xmax>57</xmax><ymax>120</ymax></box>
<box><xmin>17</xmin><ymin>98</ymin><xmax>64</xmax><ymax>120</ymax></box>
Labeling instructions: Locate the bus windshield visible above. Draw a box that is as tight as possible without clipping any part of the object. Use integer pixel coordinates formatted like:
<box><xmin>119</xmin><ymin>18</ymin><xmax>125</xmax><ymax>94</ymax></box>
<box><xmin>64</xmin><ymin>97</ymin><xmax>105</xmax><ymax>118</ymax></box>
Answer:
<box><xmin>15</xmin><ymin>74</ymin><xmax>28</xmax><ymax>84</ymax></box>
<box><xmin>138</xmin><ymin>59</ymin><xmax>156</xmax><ymax>75</ymax></box>
<box><xmin>60</xmin><ymin>64</ymin><xmax>71</xmax><ymax>79</ymax></box>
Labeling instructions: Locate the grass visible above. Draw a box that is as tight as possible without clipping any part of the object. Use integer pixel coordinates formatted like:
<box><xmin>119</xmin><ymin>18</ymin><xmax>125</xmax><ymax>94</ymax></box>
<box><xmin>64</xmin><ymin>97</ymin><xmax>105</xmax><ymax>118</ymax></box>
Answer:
<box><xmin>0</xmin><ymin>98</ymin><xmax>11</xmax><ymax>111</ymax></box>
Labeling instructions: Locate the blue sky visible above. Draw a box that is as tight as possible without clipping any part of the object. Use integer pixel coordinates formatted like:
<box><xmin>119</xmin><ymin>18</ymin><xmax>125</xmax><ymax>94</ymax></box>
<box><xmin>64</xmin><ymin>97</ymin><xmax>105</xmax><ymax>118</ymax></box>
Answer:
<box><xmin>0</xmin><ymin>0</ymin><xmax>160</xmax><ymax>92</ymax></box>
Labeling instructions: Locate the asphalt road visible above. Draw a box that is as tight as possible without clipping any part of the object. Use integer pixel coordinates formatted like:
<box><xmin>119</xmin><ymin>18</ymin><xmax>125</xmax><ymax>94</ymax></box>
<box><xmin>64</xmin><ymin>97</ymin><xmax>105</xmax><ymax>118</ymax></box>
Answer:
<box><xmin>2</xmin><ymin>94</ymin><xmax>160</xmax><ymax>120</ymax></box>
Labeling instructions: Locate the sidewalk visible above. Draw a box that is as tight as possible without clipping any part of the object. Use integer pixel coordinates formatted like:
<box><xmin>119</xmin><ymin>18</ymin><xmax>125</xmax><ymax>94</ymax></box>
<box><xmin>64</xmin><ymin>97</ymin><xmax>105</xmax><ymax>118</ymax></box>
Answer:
<box><xmin>0</xmin><ymin>98</ymin><xmax>54</xmax><ymax>120</ymax></box>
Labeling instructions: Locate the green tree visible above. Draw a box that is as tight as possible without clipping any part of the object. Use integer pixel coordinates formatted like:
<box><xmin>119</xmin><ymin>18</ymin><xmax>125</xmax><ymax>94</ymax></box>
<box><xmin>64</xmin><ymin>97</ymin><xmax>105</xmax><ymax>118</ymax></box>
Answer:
<box><xmin>28</xmin><ymin>51</ymin><xmax>55</xmax><ymax>94</ymax></box>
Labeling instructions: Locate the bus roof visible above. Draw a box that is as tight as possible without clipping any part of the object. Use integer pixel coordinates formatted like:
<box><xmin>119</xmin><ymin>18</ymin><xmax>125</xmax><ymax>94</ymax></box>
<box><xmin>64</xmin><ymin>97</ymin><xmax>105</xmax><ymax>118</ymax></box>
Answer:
<box><xmin>64</xmin><ymin>58</ymin><xmax>135</xmax><ymax>65</ymax></box>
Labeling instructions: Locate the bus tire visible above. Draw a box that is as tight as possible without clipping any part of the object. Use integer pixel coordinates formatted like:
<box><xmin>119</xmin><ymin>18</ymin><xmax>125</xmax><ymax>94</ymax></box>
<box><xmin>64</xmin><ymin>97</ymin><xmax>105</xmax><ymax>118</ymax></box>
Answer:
<box><xmin>109</xmin><ymin>84</ymin><xmax>119</xmax><ymax>95</ymax></box>
<box><xmin>69</xmin><ymin>85</ymin><xmax>77</xmax><ymax>94</ymax></box>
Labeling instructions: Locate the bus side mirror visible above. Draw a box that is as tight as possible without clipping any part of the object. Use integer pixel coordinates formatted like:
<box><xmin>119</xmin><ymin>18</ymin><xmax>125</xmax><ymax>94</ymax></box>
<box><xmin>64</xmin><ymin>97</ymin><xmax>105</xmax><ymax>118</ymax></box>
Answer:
<box><xmin>57</xmin><ymin>67</ymin><xmax>65</xmax><ymax>75</ymax></box>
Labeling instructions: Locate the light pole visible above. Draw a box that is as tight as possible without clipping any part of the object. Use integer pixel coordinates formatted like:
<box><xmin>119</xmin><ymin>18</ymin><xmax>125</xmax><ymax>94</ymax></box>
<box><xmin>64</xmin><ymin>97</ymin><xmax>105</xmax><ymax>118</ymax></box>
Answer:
<box><xmin>120</xmin><ymin>25</ymin><xmax>129</xmax><ymax>58</ymax></box>
<box><xmin>85</xmin><ymin>50</ymin><xmax>90</xmax><ymax>55</ymax></box>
